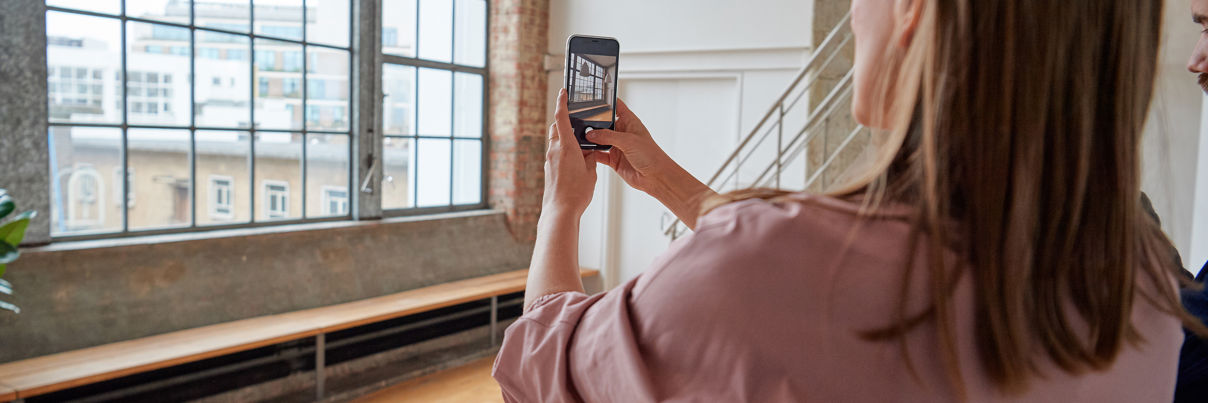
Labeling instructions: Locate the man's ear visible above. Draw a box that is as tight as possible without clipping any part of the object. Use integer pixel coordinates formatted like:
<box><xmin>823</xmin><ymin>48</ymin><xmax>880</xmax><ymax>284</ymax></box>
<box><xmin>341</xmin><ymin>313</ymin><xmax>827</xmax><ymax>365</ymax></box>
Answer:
<box><xmin>897</xmin><ymin>0</ymin><xmax>923</xmax><ymax>48</ymax></box>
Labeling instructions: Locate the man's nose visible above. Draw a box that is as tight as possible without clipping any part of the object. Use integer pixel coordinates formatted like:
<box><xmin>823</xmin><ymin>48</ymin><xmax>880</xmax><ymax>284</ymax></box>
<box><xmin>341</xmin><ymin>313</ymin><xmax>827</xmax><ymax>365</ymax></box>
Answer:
<box><xmin>1189</xmin><ymin>45</ymin><xmax>1208</xmax><ymax>73</ymax></box>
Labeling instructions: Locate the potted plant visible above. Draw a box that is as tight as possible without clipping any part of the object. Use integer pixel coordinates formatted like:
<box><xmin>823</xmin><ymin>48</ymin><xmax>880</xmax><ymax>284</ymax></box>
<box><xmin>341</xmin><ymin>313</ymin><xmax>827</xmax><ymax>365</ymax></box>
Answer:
<box><xmin>0</xmin><ymin>188</ymin><xmax>35</xmax><ymax>314</ymax></box>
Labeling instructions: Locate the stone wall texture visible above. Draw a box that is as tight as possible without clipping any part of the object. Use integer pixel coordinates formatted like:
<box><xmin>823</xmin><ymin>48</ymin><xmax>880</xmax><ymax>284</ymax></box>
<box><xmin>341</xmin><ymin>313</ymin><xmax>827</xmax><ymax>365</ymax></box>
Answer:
<box><xmin>0</xmin><ymin>0</ymin><xmax>51</xmax><ymax>244</ymax></box>
<box><xmin>807</xmin><ymin>0</ymin><xmax>867</xmax><ymax>192</ymax></box>
<box><xmin>0</xmin><ymin>212</ymin><xmax>533</xmax><ymax>363</ymax></box>
<box><xmin>488</xmin><ymin>0</ymin><xmax>550</xmax><ymax>242</ymax></box>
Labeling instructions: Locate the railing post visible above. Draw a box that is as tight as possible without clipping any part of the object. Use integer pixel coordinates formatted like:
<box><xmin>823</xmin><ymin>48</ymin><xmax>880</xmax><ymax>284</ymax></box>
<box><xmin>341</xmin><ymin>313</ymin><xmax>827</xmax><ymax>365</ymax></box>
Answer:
<box><xmin>490</xmin><ymin>295</ymin><xmax>498</xmax><ymax>347</ymax></box>
<box><xmin>776</xmin><ymin>103</ymin><xmax>784</xmax><ymax>189</ymax></box>
<box><xmin>315</xmin><ymin>333</ymin><xmax>326</xmax><ymax>401</ymax></box>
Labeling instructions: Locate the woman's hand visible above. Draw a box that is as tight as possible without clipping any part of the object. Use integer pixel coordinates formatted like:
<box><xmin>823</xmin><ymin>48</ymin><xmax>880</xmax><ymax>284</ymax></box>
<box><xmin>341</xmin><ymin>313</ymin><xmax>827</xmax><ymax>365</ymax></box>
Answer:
<box><xmin>586</xmin><ymin>99</ymin><xmax>716</xmax><ymax>230</ymax></box>
<box><xmin>542</xmin><ymin>88</ymin><xmax>598</xmax><ymax>217</ymax></box>
<box><xmin>585</xmin><ymin>99</ymin><xmax>671</xmax><ymax>195</ymax></box>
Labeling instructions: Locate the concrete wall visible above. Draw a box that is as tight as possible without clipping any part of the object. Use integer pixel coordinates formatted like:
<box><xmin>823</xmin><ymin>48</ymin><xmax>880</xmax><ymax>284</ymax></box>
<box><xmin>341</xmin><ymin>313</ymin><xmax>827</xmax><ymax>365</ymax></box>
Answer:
<box><xmin>0</xmin><ymin>211</ymin><xmax>532</xmax><ymax>363</ymax></box>
<box><xmin>0</xmin><ymin>0</ymin><xmax>51</xmax><ymax>244</ymax></box>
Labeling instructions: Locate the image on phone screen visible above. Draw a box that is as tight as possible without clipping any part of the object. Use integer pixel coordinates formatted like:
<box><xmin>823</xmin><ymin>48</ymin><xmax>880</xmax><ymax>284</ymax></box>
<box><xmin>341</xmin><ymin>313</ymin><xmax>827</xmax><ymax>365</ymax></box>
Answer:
<box><xmin>565</xmin><ymin>36</ymin><xmax>618</xmax><ymax>150</ymax></box>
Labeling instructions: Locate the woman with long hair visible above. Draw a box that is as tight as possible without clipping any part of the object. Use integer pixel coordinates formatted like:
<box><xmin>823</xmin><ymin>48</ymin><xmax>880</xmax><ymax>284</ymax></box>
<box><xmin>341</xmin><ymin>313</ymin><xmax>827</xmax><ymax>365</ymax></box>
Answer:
<box><xmin>493</xmin><ymin>0</ymin><xmax>1203</xmax><ymax>400</ymax></box>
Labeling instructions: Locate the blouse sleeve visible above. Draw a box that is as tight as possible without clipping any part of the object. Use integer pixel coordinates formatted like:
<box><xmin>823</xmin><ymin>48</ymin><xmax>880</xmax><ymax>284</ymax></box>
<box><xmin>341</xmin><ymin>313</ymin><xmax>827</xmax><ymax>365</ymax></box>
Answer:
<box><xmin>491</xmin><ymin>290</ymin><xmax>603</xmax><ymax>402</ymax></box>
<box><xmin>490</xmin><ymin>204</ymin><xmax>749</xmax><ymax>403</ymax></box>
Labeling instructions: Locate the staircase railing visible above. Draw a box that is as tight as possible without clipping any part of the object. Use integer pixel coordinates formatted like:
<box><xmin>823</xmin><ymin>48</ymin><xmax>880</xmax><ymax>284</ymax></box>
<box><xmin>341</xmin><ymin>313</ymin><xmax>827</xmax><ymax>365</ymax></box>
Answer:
<box><xmin>661</xmin><ymin>12</ymin><xmax>865</xmax><ymax>240</ymax></box>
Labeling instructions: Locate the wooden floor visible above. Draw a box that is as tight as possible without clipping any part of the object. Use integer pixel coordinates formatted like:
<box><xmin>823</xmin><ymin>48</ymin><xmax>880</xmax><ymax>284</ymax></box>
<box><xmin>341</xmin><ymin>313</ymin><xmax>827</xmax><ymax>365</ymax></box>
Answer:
<box><xmin>577</xmin><ymin>109</ymin><xmax>612</xmax><ymax>121</ymax></box>
<box><xmin>354</xmin><ymin>357</ymin><xmax>503</xmax><ymax>403</ymax></box>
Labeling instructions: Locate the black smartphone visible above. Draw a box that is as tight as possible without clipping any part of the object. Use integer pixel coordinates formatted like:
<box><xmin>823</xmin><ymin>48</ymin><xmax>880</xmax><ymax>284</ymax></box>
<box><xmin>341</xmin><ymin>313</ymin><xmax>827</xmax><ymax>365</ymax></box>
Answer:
<box><xmin>564</xmin><ymin>35</ymin><xmax>619</xmax><ymax>150</ymax></box>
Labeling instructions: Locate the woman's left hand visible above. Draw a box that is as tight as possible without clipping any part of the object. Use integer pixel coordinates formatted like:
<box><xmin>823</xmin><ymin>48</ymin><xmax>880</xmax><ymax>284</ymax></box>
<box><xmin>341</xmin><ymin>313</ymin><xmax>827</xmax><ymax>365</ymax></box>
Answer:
<box><xmin>541</xmin><ymin>88</ymin><xmax>597</xmax><ymax>217</ymax></box>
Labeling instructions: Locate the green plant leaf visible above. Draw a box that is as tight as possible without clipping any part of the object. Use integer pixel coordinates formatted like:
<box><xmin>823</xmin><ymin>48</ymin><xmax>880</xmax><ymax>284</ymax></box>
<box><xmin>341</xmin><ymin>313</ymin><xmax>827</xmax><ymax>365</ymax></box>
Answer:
<box><xmin>0</xmin><ymin>242</ymin><xmax>18</xmax><ymax>265</ymax></box>
<box><xmin>0</xmin><ymin>195</ymin><xmax>12</xmax><ymax>221</ymax></box>
<box><xmin>0</xmin><ymin>263</ymin><xmax>5</xmax><ymax>278</ymax></box>
<box><xmin>0</xmin><ymin>211</ymin><xmax>35</xmax><ymax>247</ymax></box>
<box><xmin>0</xmin><ymin>299</ymin><xmax>19</xmax><ymax>314</ymax></box>
<box><xmin>0</xmin><ymin>278</ymin><xmax>10</xmax><ymax>295</ymax></box>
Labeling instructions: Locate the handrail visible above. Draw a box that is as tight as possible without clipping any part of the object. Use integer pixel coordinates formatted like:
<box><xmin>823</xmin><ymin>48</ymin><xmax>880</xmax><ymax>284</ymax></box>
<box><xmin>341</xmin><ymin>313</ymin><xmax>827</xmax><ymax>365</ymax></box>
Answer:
<box><xmin>660</xmin><ymin>13</ymin><xmax>860</xmax><ymax>240</ymax></box>
<box><xmin>702</xmin><ymin>12</ymin><xmax>853</xmax><ymax>188</ymax></box>
<box><xmin>664</xmin><ymin>72</ymin><xmax>855</xmax><ymax>238</ymax></box>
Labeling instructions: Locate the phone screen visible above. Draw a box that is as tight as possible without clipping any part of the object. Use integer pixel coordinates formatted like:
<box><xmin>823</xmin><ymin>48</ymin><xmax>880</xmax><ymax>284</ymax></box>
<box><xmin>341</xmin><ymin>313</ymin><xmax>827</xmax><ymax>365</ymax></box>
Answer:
<box><xmin>565</xmin><ymin>36</ymin><xmax>619</xmax><ymax>150</ymax></box>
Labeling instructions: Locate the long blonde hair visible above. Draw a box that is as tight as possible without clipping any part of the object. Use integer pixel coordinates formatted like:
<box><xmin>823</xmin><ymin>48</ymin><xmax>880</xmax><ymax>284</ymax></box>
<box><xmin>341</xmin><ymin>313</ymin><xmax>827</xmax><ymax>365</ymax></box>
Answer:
<box><xmin>705</xmin><ymin>0</ymin><xmax>1206</xmax><ymax>394</ymax></box>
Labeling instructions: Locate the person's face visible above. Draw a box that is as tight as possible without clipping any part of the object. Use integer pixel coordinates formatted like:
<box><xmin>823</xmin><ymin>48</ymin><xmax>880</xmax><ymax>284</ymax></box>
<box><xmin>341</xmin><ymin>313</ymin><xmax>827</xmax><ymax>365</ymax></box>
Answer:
<box><xmin>1190</xmin><ymin>0</ymin><xmax>1208</xmax><ymax>93</ymax></box>
<box><xmin>850</xmin><ymin>0</ymin><xmax>913</xmax><ymax>128</ymax></box>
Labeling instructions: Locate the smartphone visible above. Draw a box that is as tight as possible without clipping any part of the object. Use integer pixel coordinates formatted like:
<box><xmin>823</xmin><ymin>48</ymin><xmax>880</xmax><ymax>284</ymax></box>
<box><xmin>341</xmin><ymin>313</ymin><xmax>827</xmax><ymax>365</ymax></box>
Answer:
<box><xmin>564</xmin><ymin>35</ymin><xmax>619</xmax><ymax>150</ymax></box>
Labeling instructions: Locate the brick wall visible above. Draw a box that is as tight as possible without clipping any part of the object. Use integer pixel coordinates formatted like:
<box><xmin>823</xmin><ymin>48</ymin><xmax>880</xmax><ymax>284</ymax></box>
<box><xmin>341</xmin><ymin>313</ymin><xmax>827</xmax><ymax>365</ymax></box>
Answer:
<box><xmin>488</xmin><ymin>0</ymin><xmax>549</xmax><ymax>242</ymax></box>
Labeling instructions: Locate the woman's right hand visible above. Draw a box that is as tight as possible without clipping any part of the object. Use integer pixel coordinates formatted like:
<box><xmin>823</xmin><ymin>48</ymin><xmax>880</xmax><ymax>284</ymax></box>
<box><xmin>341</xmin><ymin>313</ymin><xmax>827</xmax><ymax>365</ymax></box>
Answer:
<box><xmin>584</xmin><ymin>99</ymin><xmax>671</xmax><ymax>195</ymax></box>
<box><xmin>586</xmin><ymin>99</ymin><xmax>716</xmax><ymax>230</ymax></box>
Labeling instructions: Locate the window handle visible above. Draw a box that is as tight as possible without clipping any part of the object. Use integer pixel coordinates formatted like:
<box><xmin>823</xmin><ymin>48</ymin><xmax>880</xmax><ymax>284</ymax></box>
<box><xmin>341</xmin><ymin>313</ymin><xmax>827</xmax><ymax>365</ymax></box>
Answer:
<box><xmin>360</xmin><ymin>151</ymin><xmax>377</xmax><ymax>194</ymax></box>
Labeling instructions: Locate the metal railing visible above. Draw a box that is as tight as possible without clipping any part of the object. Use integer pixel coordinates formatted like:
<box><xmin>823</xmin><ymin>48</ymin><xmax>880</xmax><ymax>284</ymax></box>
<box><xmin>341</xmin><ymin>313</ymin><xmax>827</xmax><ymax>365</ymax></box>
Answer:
<box><xmin>661</xmin><ymin>12</ymin><xmax>865</xmax><ymax>240</ymax></box>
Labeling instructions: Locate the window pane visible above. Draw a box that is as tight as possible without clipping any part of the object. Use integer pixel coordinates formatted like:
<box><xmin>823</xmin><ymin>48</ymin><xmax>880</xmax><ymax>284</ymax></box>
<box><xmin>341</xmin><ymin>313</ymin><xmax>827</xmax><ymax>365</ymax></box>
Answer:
<box><xmin>415</xmin><ymin>138</ymin><xmax>450</xmax><ymax>207</ymax></box>
<box><xmin>196</xmin><ymin>130</ymin><xmax>251</xmax><ymax>225</ymax></box>
<box><xmin>195</xmin><ymin>1</ymin><xmax>250</xmax><ymax>33</ymax></box>
<box><xmin>382</xmin><ymin>64</ymin><xmax>415</xmax><ymax>135</ymax></box>
<box><xmin>382</xmin><ymin>0</ymin><xmax>416</xmax><ymax>57</ymax></box>
<box><xmin>306</xmin><ymin>134</ymin><xmax>349</xmax><ymax>218</ymax></box>
<box><xmin>127</xmin><ymin>22</ymin><xmax>191</xmax><ymax>126</ymax></box>
<box><xmin>453</xmin><ymin>139</ymin><xmax>481</xmax><ymax>205</ymax></box>
<box><xmin>255</xmin><ymin>39</ymin><xmax>304</xmax><ymax>130</ymax></box>
<box><xmin>127</xmin><ymin>128</ymin><xmax>191</xmax><ymax>230</ymax></box>
<box><xmin>305</xmin><ymin>47</ymin><xmax>350</xmax><ymax>131</ymax></box>
<box><xmin>453</xmin><ymin>0</ymin><xmax>485</xmax><ymax>67</ymax></box>
<box><xmin>126</xmin><ymin>0</ymin><xmax>190</xmax><ymax>24</ymax></box>
<box><xmin>254</xmin><ymin>0</ymin><xmax>304</xmax><ymax>41</ymax></box>
<box><xmin>453</xmin><ymin>72</ymin><xmax>482</xmax><ymax>138</ymax></box>
<box><xmin>382</xmin><ymin>137</ymin><xmax>412</xmax><ymax>209</ymax></box>
<box><xmin>305</xmin><ymin>0</ymin><xmax>349</xmax><ymax>48</ymax></box>
<box><xmin>196</xmin><ymin>31</ymin><xmax>251</xmax><ymax>128</ymax></box>
<box><xmin>49</xmin><ymin>126</ymin><xmax>123</xmax><ymax>236</ymax></box>
<box><xmin>254</xmin><ymin>132</ymin><xmax>303</xmax><ymax>221</ymax></box>
<box><xmin>417</xmin><ymin>68</ymin><xmax>451</xmax><ymax>136</ymax></box>
<box><xmin>47</xmin><ymin>0</ymin><xmax>120</xmax><ymax>15</ymax></box>
<box><xmin>417</xmin><ymin>0</ymin><xmax>452</xmax><ymax>62</ymax></box>
<box><xmin>46</xmin><ymin>11</ymin><xmax>122</xmax><ymax>125</ymax></box>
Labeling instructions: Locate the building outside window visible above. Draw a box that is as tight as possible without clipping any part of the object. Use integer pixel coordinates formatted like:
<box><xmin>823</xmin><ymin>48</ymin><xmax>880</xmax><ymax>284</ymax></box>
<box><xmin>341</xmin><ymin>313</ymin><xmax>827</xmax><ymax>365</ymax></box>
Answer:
<box><xmin>264</xmin><ymin>181</ymin><xmax>289</xmax><ymax>219</ymax></box>
<box><xmin>322</xmin><ymin>186</ymin><xmax>348</xmax><ymax>216</ymax></box>
<box><xmin>44</xmin><ymin>0</ymin><xmax>486</xmax><ymax>239</ymax></box>
<box><xmin>209</xmin><ymin>176</ymin><xmax>234</xmax><ymax>220</ymax></box>
<box><xmin>65</xmin><ymin>165</ymin><xmax>104</xmax><ymax>230</ymax></box>
<box><xmin>112</xmin><ymin>167</ymin><xmax>135</xmax><ymax>207</ymax></box>
<box><xmin>380</xmin><ymin>0</ymin><xmax>487</xmax><ymax>211</ymax></box>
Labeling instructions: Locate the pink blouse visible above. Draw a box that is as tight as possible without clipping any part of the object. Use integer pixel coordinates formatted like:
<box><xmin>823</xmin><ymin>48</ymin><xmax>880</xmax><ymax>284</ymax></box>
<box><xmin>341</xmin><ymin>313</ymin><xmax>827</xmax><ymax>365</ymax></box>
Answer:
<box><xmin>493</xmin><ymin>194</ymin><xmax>1182</xmax><ymax>402</ymax></box>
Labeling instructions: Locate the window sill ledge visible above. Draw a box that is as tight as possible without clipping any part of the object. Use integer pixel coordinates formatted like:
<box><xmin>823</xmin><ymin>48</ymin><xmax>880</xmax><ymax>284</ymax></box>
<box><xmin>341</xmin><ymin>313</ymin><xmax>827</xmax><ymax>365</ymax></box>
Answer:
<box><xmin>28</xmin><ymin>209</ymin><xmax>505</xmax><ymax>253</ymax></box>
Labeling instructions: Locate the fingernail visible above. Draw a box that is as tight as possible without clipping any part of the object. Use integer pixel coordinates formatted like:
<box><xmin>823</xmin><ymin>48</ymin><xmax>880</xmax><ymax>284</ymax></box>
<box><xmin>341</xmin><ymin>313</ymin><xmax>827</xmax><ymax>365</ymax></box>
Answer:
<box><xmin>586</xmin><ymin>131</ymin><xmax>598</xmax><ymax>139</ymax></box>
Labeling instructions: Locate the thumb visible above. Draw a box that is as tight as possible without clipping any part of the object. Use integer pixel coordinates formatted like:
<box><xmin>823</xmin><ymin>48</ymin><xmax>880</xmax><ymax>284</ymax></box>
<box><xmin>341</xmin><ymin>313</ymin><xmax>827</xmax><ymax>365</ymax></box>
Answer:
<box><xmin>586</xmin><ymin>129</ymin><xmax>643</xmax><ymax>151</ymax></box>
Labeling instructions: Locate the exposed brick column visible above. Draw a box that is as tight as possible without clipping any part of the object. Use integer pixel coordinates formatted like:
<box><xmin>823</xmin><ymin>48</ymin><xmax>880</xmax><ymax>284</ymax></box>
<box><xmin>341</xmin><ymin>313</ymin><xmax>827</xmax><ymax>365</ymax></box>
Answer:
<box><xmin>488</xmin><ymin>0</ymin><xmax>549</xmax><ymax>242</ymax></box>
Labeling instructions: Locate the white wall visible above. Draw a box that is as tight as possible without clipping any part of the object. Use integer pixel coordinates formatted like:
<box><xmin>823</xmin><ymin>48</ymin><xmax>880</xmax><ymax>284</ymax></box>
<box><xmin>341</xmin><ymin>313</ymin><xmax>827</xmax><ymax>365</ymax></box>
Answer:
<box><xmin>1144</xmin><ymin>0</ymin><xmax>1207</xmax><ymax>274</ymax></box>
<box><xmin>547</xmin><ymin>0</ymin><xmax>816</xmax><ymax>287</ymax></box>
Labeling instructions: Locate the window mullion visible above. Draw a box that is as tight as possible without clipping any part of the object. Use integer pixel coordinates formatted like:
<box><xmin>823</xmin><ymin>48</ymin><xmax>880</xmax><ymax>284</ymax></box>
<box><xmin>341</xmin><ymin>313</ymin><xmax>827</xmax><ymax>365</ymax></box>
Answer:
<box><xmin>120</xmin><ymin>0</ymin><xmax>130</xmax><ymax>233</ymax></box>
<box><xmin>353</xmin><ymin>0</ymin><xmax>383</xmax><ymax>219</ymax></box>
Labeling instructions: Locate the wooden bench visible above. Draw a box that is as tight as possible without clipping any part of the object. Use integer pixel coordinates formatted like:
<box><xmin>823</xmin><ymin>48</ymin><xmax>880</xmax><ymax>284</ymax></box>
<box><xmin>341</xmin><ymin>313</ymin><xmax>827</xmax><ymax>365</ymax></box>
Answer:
<box><xmin>0</xmin><ymin>268</ymin><xmax>599</xmax><ymax>402</ymax></box>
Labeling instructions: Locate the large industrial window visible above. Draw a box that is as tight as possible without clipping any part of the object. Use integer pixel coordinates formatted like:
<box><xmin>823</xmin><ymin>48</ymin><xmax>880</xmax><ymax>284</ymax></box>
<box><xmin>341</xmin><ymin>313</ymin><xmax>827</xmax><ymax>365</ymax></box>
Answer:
<box><xmin>380</xmin><ymin>0</ymin><xmax>487</xmax><ymax>211</ymax></box>
<box><xmin>45</xmin><ymin>0</ymin><xmax>354</xmax><ymax>238</ymax></box>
